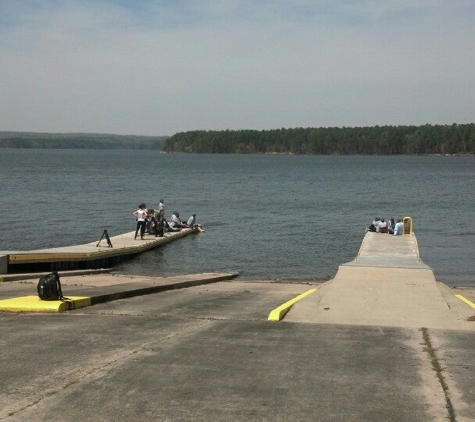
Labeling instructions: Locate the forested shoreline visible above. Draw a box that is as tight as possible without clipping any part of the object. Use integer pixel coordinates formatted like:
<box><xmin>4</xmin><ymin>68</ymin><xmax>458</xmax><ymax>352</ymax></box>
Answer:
<box><xmin>0</xmin><ymin>132</ymin><xmax>166</xmax><ymax>150</ymax></box>
<box><xmin>2</xmin><ymin>124</ymin><xmax>475</xmax><ymax>154</ymax></box>
<box><xmin>164</xmin><ymin>124</ymin><xmax>475</xmax><ymax>155</ymax></box>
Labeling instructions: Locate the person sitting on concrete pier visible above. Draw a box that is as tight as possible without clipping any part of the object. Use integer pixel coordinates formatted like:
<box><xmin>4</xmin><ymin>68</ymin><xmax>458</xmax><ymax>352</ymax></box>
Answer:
<box><xmin>368</xmin><ymin>217</ymin><xmax>380</xmax><ymax>232</ymax></box>
<box><xmin>379</xmin><ymin>218</ymin><xmax>389</xmax><ymax>233</ymax></box>
<box><xmin>388</xmin><ymin>218</ymin><xmax>396</xmax><ymax>234</ymax></box>
<box><xmin>393</xmin><ymin>219</ymin><xmax>403</xmax><ymax>235</ymax></box>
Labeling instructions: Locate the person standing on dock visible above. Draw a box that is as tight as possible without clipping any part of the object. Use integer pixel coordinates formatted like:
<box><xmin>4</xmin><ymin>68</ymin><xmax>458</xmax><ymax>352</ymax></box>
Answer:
<box><xmin>133</xmin><ymin>203</ymin><xmax>148</xmax><ymax>240</ymax></box>
<box><xmin>158</xmin><ymin>199</ymin><xmax>165</xmax><ymax>218</ymax></box>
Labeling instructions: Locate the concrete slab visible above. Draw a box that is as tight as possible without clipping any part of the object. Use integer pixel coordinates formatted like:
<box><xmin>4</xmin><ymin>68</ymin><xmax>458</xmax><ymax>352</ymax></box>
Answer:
<box><xmin>0</xmin><ymin>272</ymin><xmax>238</xmax><ymax>312</ymax></box>
<box><xmin>0</xmin><ymin>315</ymin><xmax>448</xmax><ymax>421</ymax></box>
<box><xmin>285</xmin><ymin>267</ymin><xmax>475</xmax><ymax>329</ymax></box>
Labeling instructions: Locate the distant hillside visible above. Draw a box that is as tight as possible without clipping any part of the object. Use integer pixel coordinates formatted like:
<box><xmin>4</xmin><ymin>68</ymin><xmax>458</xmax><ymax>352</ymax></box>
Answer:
<box><xmin>0</xmin><ymin>132</ymin><xmax>168</xmax><ymax>150</ymax></box>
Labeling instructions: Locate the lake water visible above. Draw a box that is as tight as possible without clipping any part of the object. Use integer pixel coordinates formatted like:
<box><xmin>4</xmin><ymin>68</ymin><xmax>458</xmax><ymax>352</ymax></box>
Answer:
<box><xmin>0</xmin><ymin>149</ymin><xmax>473</xmax><ymax>286</ymax></box>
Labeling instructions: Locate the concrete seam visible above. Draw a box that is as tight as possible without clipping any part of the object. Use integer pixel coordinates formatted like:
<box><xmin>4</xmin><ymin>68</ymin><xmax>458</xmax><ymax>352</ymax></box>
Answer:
<box><xmin>420</xmin><ymin>327</ymin><xmax>456</xmax><ymax>422</ymax></box>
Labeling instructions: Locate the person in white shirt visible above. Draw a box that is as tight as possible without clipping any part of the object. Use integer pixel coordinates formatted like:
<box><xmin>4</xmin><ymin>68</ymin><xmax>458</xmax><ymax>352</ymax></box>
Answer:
<box><xmin>368</xmin><ymin>217</ymin><xmax>380</xmax><ymax>232</ymax></box>
<box><xmin>186</xmin><ymin>214</ymin><xmax>196</xmax><ymax>227</ymax></box>
<box><xmin>158</xmin><ymin>199</ymin><xmax>165</xmax><ymax>217</ymax></box>
<box><xmin>171</xmin><ymin>212</ymin><xmax>185</xmax><ymax>229</ymax></box>
<box><xmin>133</xmin><ymin>203</ymin><xmax>148</xmax><ymax>240</ymax></box>
<box><xmin>378</xmin><ymin>218</ymin><xmax>388</xmax><ymax>233</ymax></box>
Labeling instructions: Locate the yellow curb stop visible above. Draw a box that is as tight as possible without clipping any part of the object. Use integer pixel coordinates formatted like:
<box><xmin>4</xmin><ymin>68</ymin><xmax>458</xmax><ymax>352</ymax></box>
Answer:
<box><xmin>0</xmin><ymin>296</ymin><xmax>92</xmax><ymax>313</ymax></box>
<box><xmin>268</xmin><ymin>288</ymin><xmax>317</xmax><ymax>322</ymax></box>
<box><xmin>455</xmin><ymin>294</ymin><xmax>475</xmax><ymax>310</ymax></box>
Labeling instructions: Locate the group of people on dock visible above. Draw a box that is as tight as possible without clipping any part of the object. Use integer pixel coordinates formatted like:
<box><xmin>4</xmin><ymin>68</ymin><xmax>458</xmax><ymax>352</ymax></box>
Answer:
<box><xmin>133</xmin><ymin>199</ymin><xmax>200</xmax><ymax>240</ymax></box>
<box><xmin>367</xmin><ymin>217</ymin><xmax>405</xmax><ymax>235</ymax></box>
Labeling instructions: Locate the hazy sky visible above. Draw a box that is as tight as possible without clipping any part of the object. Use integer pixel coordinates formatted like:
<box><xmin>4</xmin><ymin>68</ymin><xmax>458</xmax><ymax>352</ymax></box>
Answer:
<box><xmin>1</xmin><ymin>1</ymin><xmax>474</xmax><ymax>136</ymax></box>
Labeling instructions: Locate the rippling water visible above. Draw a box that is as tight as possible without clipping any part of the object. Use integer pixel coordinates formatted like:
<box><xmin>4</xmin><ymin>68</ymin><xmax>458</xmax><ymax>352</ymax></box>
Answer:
<box><xmin>0</xmin><ymin>149</ymin><xmax>474</xmax><ymax>286</ymax></box>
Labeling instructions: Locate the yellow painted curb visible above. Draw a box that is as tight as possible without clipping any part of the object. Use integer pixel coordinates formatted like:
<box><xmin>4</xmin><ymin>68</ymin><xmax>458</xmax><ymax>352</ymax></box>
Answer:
<box><xmin>0</xmin><ymin>296</ymin><xmax>92</xmax><ymax>313</ymax></box>
<box><xmin>455</xmin><ymin>294</ymin><xmax>475</xmax><ymax>310</ymax></box>
<box><xmin>268</xmin><ymin>288</ymin><xmax>317</xmax><ymax>322</ymax></box>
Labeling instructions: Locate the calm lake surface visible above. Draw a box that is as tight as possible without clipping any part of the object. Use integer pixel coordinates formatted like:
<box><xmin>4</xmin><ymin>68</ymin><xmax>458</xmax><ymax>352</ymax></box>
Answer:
<box><xmin>0</xmin><ymin>149</ymin><xmax>474</xmax><ymax>286</ymax></box>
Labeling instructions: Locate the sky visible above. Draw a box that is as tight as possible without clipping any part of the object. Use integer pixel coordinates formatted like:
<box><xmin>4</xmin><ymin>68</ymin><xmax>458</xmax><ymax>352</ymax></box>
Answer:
<box><xmin>1</xmin><ymin>1</ymin><xmax>474</xmax><ymax>136</ymax></box>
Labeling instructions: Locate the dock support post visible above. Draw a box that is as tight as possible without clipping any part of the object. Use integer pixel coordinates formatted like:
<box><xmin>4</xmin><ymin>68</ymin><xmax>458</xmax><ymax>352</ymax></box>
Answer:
<box><xmin>0</xmin><ymin>255</ymin><xmax>8</xmax><ymax>274</ymax></box>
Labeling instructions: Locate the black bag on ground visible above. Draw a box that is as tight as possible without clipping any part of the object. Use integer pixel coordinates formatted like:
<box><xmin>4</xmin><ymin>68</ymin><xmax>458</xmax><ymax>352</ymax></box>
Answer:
<box><xmin>37</xmin><ymin>271</ymin><xmax>65</xmax><ymax>301</ymax></box>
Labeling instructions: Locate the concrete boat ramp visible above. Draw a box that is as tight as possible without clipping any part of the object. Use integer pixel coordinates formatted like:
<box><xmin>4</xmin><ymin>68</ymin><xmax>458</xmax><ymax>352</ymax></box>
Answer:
<box><xmin>2</xmin><ymin>229</ymin><xmax>475</xmax><ymax>421</ymax></box>
<box><xmin>284</xmin><ymin>232</ymin><xmax>475</xmax><ymax>330</ymax></box>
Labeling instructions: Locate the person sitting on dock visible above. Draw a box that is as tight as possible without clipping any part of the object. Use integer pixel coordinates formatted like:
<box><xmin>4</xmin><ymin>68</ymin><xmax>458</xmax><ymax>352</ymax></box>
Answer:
<box><xmin>393</xmin><ymin>219</ymin><xmax>403</xmax><ymax>235</ymax></box>
<box><xmin>183</xmin><ymin>214</ymin><xmax>205</xmax><ymax>232</ymax></box>
<box><xmin>170</xmin><ymin>212</ymin><xmax>186</xmax><ymax>229</ymax></box>
<box><xmin>133</xmin><ymin>203</ymin><xmax>148</xmax><ymax>240</ymax></box>
<box><xmin>186</xmin><ymin>214</ymin><xmax>196</xmax><ymax>227</ymax></box>
<box><xmin>161</xmin><ymin>219</ymin><xmax>172</xmax><ymax>232</ymax></box>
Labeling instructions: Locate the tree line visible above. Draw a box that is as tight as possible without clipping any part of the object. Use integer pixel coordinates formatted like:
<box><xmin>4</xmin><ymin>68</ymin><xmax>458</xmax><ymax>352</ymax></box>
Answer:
<box><xmin>0</xmin><ymin>132</ymin><xmax>166</xmax><ymax>150</ymax></box>
<box><xmin>164</xmin><ymin>124</ymin><xmax>475</xmax><ymax>155</ymax></box>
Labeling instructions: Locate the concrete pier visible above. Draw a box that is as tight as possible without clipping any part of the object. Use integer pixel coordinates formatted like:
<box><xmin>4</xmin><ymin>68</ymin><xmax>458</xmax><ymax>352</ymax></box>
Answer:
<box><xmin>0</xmin><ymin>228</ymin><xmax>198</xmax><ymax>275</ymax></box>
<box><xmin>285</xmin><ymin>232</ymin><xmax>475</xmax><ymax>329</ymax></box>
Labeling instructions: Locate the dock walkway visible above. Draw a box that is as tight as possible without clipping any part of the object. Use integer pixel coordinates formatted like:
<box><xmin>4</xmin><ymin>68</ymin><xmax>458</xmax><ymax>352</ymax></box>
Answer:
<box><xmin>0</xmin><ymin>228</ymin><xmax>197</xmax><ymax>275</ymax></box>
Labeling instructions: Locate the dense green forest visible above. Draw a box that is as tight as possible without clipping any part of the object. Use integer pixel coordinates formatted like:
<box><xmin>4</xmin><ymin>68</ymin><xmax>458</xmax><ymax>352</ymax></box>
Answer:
<box><xmin>0</xmin><ymin>132</ymin><xmax>167</xmax><ymax>150</ymax></box>
<box><xmin>3</xmin><ymin>124</ymin><xmax>475</xmax><ymax>154</ymax></box>
<box><xmin>164</xmin><ymin>124</ymin><xmax>475</xmax><ymax>155</ymax></box>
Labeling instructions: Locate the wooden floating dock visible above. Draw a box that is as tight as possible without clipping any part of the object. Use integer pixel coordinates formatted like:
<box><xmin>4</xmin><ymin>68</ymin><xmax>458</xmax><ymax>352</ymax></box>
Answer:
<box><xmin>0</xmin><ymin>228</ymin><xmax>198</xmax><ymax>274</ymax></box>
